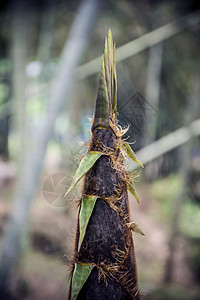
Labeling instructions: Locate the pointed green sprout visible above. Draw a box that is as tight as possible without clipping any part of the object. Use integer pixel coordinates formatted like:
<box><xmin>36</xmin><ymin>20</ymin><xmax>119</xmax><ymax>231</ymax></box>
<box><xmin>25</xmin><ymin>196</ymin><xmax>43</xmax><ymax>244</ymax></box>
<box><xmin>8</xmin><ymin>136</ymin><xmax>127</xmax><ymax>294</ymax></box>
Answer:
<box><xmin>65</xmin><ymin>151</ymin><xmax>103</xmax><ymax>196</ymax></box>
<box><xmin>122</xmin><ymin>141</ymin><xmax>144</xmax><ymax>168</ymax></box>
<box><xmin>71</xmin><ymin>263</ymin><xmax>94</xmax><ymax>300</ymax></box>
<box><xmin>92</xmin><ymin>55</ymin><xmax>110</xmax><ymax>130</ymax></box>
<box><xmin>78</xmin><ymin>195</ymin><xmax>98</xmax><ymax>251</ymax></box>
<box><xmin>127</xmin><ymin>182</ymin><xmax>140</xmax><ymax>204</ymax></box>
<box><xmin>113</xmin><ymin>42</ymin><xmax>117</xmax><ymax>116</ymax></box>
<box><xmin>92</xmin><ymin>29</ymin><xmax>117</xmax><ymax>131</ymax></box>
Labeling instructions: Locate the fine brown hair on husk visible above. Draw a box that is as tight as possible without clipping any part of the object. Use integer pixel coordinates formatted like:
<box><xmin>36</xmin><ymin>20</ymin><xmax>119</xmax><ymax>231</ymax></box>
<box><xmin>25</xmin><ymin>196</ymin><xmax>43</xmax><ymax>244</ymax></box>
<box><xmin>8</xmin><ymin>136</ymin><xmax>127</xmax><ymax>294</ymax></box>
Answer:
<box><xmin>67</xmin><ymin>30</ymin><xmax>142</xmax><ymax>300</ymax></box>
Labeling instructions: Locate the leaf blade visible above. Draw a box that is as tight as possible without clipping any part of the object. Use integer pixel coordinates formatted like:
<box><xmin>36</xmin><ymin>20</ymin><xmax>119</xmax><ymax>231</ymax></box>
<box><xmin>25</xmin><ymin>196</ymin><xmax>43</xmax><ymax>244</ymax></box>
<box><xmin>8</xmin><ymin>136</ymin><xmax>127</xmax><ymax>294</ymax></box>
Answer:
<box><xmin>65</xmin><ymin>151</ymin><xmax>103</xmax><ymax>196</ymax></box>
<box><xmin>127</xmin><ymin>222</ymin><xmax>145</xmax><ymax>236</ymax></box>
<box><xmin>78</xmin><ymin>195</ymin><xmax>98</xmax><ymax>251</ymax></box>
<box><xmin>122</xmin><ymin>142</ymin><xmax>144</xmax><ymax>168</ymax></box>
<box><xmin>71</xmin><ymin>263</ymin><xmax>94</xmax><ymax>300</ymax></box>
<box><xmin>127</xmin><ymin>182</ymin><xmax>140</xmax><ymax>204</ymax></box>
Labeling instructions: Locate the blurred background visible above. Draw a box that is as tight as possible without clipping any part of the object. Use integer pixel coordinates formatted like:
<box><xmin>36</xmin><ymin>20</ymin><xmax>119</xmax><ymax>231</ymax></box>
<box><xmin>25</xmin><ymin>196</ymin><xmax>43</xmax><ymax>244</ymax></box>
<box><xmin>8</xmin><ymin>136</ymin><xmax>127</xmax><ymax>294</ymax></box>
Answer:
<box><xmin>0</xmin><ymin>0</ymin><xmax>200</xmax><ymax>299</ymax></box>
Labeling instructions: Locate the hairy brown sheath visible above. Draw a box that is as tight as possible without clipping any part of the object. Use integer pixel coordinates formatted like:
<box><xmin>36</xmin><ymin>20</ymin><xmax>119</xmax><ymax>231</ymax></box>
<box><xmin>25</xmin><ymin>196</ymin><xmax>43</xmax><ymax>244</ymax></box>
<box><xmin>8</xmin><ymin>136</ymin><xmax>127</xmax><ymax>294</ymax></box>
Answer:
<box><xmin>68</xmin><ymin>30</ymin><xmax>142</xmax><ymax>300</ymax></box>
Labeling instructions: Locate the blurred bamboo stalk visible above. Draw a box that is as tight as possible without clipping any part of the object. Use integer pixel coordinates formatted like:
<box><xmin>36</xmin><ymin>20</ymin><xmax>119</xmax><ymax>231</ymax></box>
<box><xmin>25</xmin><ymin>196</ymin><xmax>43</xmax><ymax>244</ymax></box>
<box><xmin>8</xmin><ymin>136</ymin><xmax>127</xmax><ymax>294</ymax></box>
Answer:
<box><xmin>130</xmin><ymin>118</ymin><xmax>200</xmax><ymax>171</ymax></box>
<box><xmin>142</xmin><ymin>41</ymin><xmax>163</xmax><ymax>180</ymax></box>
<box><xmin>143</xmin><ymin>43</ymin><xmax>163</xmax><ymax>146</ymax></box>
<box><xmin>37</xmin><ymin>0</ymin><xmax>56</xmax><ymax>64</ymax></box>
<box><xmin>1</xmin><ymin>10</ymin><xmax>199</xmax><ymax>114</ymax></box>
<box><xmin>0</xmin><ymin>0</ymin><xmax>102</xmax><ymax>296</ymax></box>
<box><xmin>11</xmin><ymin>1</ymin><xmax>29</xmax><ymax>166</ymax></box>
<box><xmin>77</xmin><ymin>10</ymin><xmax>200</xmax><ymax>80</ymax></box>
<box><xmin>164</xmin><ymin>51</ymin><xmax>200</xmax><ymax>283</ymax></box>
<box><xmin>15</xmin><ymin>9</ymin><xmax>200</xmax><ymax>102</ymax></box>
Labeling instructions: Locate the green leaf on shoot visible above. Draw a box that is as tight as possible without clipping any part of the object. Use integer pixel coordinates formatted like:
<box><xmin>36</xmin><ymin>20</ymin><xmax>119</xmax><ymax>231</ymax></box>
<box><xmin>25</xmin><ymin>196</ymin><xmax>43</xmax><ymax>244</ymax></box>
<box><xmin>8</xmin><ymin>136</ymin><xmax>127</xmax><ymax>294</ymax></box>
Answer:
<box><xmin>127</xmin><ymin>182</ymin><xmax>140</xmax><ymax>204</ymax></box>
<box><xmin>78</xmin><ymin>195</ymin><xmax>98</xmax><ymax>251</ymax></box>
<box><xmin>122</xmin><ymin>142</ymin><xmax>144</xmax><ymax>168</ymax></box>
<box><xmin>65</xmin><ymin>151</ymin><xmax>103</xmax><ymax>196</ymax></box>
<box><xmin>71</xmin><ymin>263</ymin><xmax>94</xmax><ymax>300</ymax></box>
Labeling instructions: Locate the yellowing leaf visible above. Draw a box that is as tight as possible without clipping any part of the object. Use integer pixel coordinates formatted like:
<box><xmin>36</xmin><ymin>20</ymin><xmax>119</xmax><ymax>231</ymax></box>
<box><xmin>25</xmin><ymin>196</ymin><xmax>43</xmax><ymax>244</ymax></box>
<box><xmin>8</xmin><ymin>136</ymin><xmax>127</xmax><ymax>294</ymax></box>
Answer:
<box><xmin>127</xmin><ymin>182</ymin><xmax>140</xmax><ymax>204</ymax></box>
<box><xmin>71</xmin><ymin>263</ymin><xmax>94</xmax><ymax>300</ymax></box>
<box><xmin>127</xmin><ymin>222</ymin><xmax>145</xmax><ymax>236</ymax></box>
<box><xmin>65</xmin><ymin>151</ymin><xmax>103</xmax><ymax>196</ymax></box>
<box><xmin>122</xmin><ymin>142</ymin><xmax>144</xmax><ymax>168</ymax></box>
<box><xmin>78</xmin><ymin>195</ymin><xmax>98</xmax><ymax>251</ymax></box>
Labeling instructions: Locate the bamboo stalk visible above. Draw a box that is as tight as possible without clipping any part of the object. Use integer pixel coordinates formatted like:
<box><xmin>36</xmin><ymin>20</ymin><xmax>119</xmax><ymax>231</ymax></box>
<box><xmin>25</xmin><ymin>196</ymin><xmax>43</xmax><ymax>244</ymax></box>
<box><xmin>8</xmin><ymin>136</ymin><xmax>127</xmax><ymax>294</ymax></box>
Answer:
<box><xmin>76</xmin><ymin>10</ymin><xmax>200</xmax><ymax>80</ymax></box>
<box><xmin>164</xmin><ymin>51</ymin><xmax>200</xmax><ymax>283</ymax></box>
<box><xmin>131</xmin><ymin>118</ymin><xmax>200</xmax><ymax>170</ymax></box>
<box><xmin>21</xmin><ymin>10</ymin><xmax>200</xmax><ymax>101</ymax></box>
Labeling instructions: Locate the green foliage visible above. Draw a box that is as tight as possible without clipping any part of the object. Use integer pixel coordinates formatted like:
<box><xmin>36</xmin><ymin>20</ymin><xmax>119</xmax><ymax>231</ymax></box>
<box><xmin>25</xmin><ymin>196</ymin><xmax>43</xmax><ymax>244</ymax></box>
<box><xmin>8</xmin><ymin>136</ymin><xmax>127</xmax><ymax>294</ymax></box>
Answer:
<box><xmin>0</xmin><ymin>82</ymin><xmax>8</xmax><ymax>104</ymax></box>
<box><xmin>0</xmin><ymin>59</ymin><xmax>11</xmax><ymax>75</ymax></box>
<box><xmin>26</xmin><ymin>95</ymin><xmax>46</xmax><ymax>116</ymax></box>
<box><xmin>151</xmin><ymin>175</ymin><xmax>200</xmax><ymax>237</ymax></box>
<box><xmin>150</xmin><ymin>175</ymin><xmax>181</xmax><ymax>221</ymax></box>
<box><xmin>71</xmin><ymin>263</ymin><xmax>94</xmax><ymax>300</ymax></box>
<box><xmin>65</xmin><ymin>151</ymin><xmax>103</xmax><ymax>196</ymax></box>
<box><xmin>127</xmin><ymin>181</ymin><xmax>140</xmax><ymax>204</ymax></box>
<box><xmin>78</xmin><ymin>195</ymin><xmax>98</xmax><ymax>250</ymax></box>
<box><xmin>188</xmin><ymin>237</ymin><xmax>200</xmax><ymax>280</ymax></box>
<box><xmin>92</xmin><ymin>29</ymin><xmax>117</xmax><ymax>131</ymax></box>
<box><xmin>180</xmin><ymin>202</ymin><xmax>200</xmax><ymax>238</ymax></box>
<box><xmin>122</xmin><ymin>141</ymin><xmax>144</xmax><ymax>168</ymax></box>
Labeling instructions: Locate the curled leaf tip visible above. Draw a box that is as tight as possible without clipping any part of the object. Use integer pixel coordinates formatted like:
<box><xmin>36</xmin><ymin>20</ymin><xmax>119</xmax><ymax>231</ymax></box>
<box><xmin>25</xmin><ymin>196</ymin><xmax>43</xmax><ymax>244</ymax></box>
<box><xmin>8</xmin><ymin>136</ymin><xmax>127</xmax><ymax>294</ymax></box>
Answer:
<box><xmin>122</xmin><ymin>141</ymin><xmax>144</xmax><ymax>168</ymax></box>
<box><xmin>127</xmin><ymin>222</ymin><xmax>145</xmax><ymax>236</ymax></box>
<box><xmin>127</xmin><ymin>182</ymin><xmax>140</xmax><ymax>204</ymax></box>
